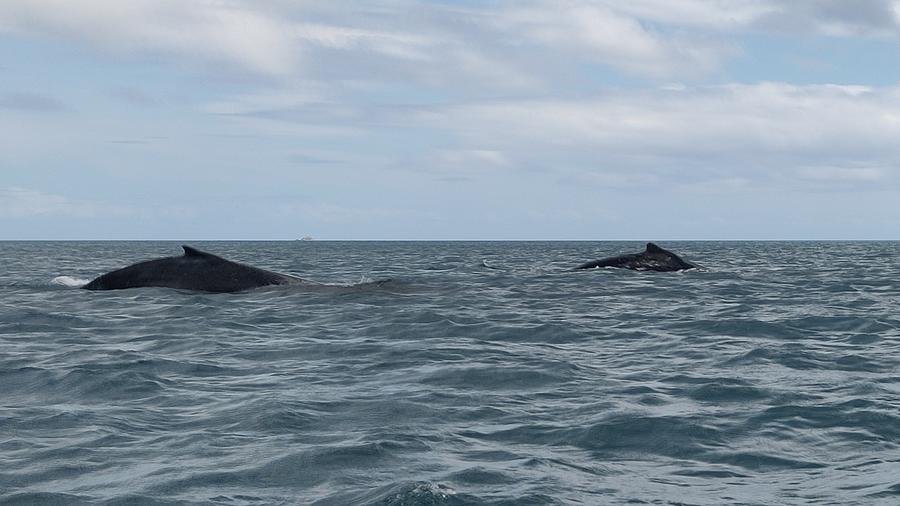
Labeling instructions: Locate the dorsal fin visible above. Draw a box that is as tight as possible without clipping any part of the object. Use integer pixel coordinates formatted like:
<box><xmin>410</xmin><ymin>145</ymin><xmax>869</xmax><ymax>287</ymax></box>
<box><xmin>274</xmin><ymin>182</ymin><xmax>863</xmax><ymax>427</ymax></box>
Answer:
<box><xmin>645</xmin><ymin>243</ymin><xmax>666</xmax><ymax>254</ymax></box>
<box><xmin>182</xmin><ymin>245</ymin><xmax>217</xmax><ymax>258</ymax></box>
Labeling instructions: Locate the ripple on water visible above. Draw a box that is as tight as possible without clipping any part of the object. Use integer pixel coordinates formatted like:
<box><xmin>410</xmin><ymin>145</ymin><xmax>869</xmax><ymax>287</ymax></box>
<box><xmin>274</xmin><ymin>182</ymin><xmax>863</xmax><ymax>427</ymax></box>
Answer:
<box><xmin>3</xmin><ymin>241</ymin><xmax>900</xmax><ymax>505</ymax></box>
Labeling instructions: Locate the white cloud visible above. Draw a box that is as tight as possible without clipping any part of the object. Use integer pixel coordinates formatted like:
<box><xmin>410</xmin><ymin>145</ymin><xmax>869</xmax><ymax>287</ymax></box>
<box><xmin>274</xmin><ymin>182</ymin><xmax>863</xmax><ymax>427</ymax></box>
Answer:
<box><xmin>0</xmin><ymin>0</ymin><xmax>734</xmax><ymax>84</ymax></box>
<box><xmin>393</xmin><ymin>148</ymin><xmax>513</xmax><ymax>179</ymax></box>
<box><xmin>294</xmin><ymin>22</ymin><xmax>434</xmax><ymax>61</ymax></box>
<box><xmin>0</xmin><ymin>0</ymin><xmax>299</xmax><ymax>75</ymax></box>
<box><xmin>595</xmin><ymin>0</ymin><xmax>900</xmax><ymax>36</ymax></box>
<box><xmin>0</xmin><ymin>0</ymin><xmax>438</xmax><ymax>78</ymax></box>
<box><xmin>496</xmin><ymin>2</ymin><xmax>731</xmax><ymax>78</ymax></box>
<box><xmin>408</xmin><ymin>83</ymin><xmax>900</xmax><ymax>189</ymax></box>
<box><xmin>754</xmin><ymin>0</ymin><xmax>900</xmax><ymax>37</ymax></box>
<box><xmin>2</xmin><ymin>0</ymin><xmax>899</xmax><ymax>90</ymax></box>
<box><xmin>0</xmin><ymin>3</ymin><xmax>471</xmax><ymax>89</ymax></box>
<box><xmin>0</xmin><ymin>92</ymin><xmax>66</xmax><ymax>112</ymax></box>
<box><xmin>0</xmin><ymin>187</ymin><xmax>133</xmax><ymax>218</ymax></box>
<box><xmin>598</xmin><ymin>0</ymin><xmax>777</xmax><ymax>29</ymax></box>
<box><xmin>429</xmin><ymin>83</ymin><xmax>900</xmax><ymax>154</ymax></box>
<box><xmin>189</xmin><ymin>78</ymin><xmax>900</xmax><ymax>192</ymax></box>
<box><xmin>272</xmin><ymin>201</ymin><xmax>403</xmax><ymax>224</ymax></box>
<box><xmin>202</xmin><ymin>89</ymin><xmax>325</xmax><ymax>115</ymax></box>
<box><xmin>796</xmin><ymin>166</ymin><xmax>886</xmax><ymax>182</ymax></box>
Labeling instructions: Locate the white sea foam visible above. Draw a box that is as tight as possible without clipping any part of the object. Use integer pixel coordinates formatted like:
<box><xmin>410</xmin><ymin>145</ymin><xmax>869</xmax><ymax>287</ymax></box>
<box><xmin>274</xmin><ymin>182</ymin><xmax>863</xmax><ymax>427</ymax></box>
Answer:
<box><xmin>51</xmin><ymin>276</ymin><xmax>90</xmax><ymax>288</ymax></box>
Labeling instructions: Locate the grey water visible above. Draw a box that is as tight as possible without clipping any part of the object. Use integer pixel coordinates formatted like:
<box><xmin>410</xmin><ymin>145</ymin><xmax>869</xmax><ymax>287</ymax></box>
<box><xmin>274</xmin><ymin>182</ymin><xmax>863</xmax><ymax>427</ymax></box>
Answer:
<box><xmin>2</xmin><ymin>241</ymin><xmax>900</xmax><ymax>505</ymax></box>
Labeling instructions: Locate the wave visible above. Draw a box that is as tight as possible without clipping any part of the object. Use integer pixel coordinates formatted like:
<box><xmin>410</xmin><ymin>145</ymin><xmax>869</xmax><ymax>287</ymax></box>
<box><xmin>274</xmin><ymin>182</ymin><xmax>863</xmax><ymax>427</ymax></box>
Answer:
<box><xmin>5</xmin><ymin>241</ymin><xmax>900</xmax><ymax>505</ymax></box>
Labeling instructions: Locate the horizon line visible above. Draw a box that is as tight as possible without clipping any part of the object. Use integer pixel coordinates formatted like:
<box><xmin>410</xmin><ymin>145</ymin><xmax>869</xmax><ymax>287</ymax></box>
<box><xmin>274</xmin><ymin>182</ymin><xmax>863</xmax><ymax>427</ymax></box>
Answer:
<box><xmin>2</xmin><ymin>239</ymin><xmax>899</xmax><ymax>243</ymax></box>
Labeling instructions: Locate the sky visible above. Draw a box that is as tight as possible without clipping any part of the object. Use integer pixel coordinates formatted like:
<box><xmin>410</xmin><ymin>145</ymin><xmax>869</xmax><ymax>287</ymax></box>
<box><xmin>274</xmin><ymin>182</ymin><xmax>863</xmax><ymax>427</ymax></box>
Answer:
<box><xmin>2</xmin><ymin>0</ymin><xmax>900</xmax><ymax>240</ymax></box>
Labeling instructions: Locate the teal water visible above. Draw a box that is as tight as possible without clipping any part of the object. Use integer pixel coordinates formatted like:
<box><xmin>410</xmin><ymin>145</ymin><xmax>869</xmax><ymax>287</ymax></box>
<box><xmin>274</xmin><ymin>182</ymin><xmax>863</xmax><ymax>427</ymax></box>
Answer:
<box><xmin>1</xmin><ymin>241</ymin><xmax>900</xmax><ymax>505</ymax></box>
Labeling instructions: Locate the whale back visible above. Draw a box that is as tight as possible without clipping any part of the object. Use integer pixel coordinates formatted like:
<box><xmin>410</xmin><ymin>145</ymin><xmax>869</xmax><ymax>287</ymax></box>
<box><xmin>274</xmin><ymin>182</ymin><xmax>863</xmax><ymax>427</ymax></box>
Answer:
<box><xmin>83</xmin><ymin>246</ymin><xmax>302</xmax><ymax>292</ymax></box>
<box><xmin>575</xmin><ymin>242</ymin><xmax>696</xmax><ymax>272</ymax></box>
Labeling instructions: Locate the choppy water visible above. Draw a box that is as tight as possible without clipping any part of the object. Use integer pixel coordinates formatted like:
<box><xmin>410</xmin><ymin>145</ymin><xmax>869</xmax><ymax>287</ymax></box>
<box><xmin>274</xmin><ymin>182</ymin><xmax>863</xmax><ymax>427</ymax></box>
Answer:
<box><xmin>2</xmin><ymin>241</ymin><xmax>900</xmax><ymax>505</ymax></box>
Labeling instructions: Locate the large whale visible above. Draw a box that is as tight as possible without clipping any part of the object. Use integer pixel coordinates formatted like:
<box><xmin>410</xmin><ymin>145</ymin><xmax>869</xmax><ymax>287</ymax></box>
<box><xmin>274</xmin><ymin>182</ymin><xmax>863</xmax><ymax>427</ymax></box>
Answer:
<box><xmin>575</xmin><ymin>243</ymin><xmax>697</xmax><ymax>272</ymax></box>
<box><xmin>82</xmin><ymin>245</ymin><xmax>305</xmax><ymax>292</ymax></box>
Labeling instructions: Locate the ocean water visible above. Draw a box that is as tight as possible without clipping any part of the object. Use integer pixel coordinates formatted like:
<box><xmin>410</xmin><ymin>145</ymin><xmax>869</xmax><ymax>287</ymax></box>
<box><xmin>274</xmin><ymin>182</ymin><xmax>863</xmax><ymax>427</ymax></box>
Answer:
<box><xmin>2</xmin><ymin>241</ymin><xmax>900</xmax><ymax>505</ymax></box>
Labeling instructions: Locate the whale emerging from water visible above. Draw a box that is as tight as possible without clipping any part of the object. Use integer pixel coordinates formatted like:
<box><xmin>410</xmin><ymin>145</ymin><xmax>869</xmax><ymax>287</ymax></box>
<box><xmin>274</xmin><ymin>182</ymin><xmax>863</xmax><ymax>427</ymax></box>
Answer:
<box><xmin>575</xmin><ymin>243</ymin><xmax>697</xmax><ymax>272</ymax></box>
<box><xmin>82</xmin><ymin>246</ymin><xmax>306</xmax><ymax>292</ymax></box>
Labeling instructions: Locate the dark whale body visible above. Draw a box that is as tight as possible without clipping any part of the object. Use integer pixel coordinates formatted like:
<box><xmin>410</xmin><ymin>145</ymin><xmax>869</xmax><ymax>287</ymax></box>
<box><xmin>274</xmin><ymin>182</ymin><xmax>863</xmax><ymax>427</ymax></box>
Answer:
<box><xmin>575</xmin><ymin>243</ymin><xmax>697</xmax><ymax>272</ymax></box>
<box><xmin>82</xmin><ymin>246</ymin><xmax>304</xmax><ymax>292</ymax></box>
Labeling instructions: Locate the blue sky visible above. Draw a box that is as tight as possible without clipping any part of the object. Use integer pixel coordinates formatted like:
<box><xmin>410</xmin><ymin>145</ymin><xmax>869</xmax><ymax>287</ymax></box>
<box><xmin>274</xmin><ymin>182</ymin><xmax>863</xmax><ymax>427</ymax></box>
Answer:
<box><xmin>2</xmin><ymin>0</ymin><xmax>900</xmax><ymax>240</ymax></box>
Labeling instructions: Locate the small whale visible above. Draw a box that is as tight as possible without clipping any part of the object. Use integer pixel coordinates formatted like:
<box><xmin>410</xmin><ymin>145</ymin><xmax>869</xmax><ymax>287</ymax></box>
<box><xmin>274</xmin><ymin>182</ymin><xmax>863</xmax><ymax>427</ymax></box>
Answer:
<box><xmin>83</xmin><ymin>246</ymin><xmax>305</xmax><ymax>292</ymax></box>
<box><xmin>575</xmin><ymin>243</ymin><xmax>697</xmax><ymax>272</ymax></box>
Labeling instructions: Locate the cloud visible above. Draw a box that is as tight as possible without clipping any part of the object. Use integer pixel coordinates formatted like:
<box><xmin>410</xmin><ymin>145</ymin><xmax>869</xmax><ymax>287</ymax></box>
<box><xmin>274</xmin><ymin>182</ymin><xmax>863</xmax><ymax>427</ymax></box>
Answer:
<box><xmin>0</xmin><ymin>0</ymin><xmax>300</xmax><ymax>76</ymax></box>
<box><xmin>412</xmin><ymin>82</ymin><xmax>900</xmax><ymax>189</ymax></box>
<box><xmin>192</xmin><ymin>78</ymin><xmax>900</xmax><ymax>193</ymax></box>
<box><xmin>293</xmin><ymin>21</ymin><xmax>434</xmax><ymax>61</ymax></box>
<box><xmin>596</xmin><ymin>0</ymin><xmax>900</xmax><ymax>36</ymax></box>
<box><xmin>2</xmin><ymin>0</ymin><xmax>899</xmax><ymax>92</ymax></box>
<box><xmin>0</xmin><ymin>187</ymin><xmax>132</xmax><ymax>218</ymax></box>
<box><xmin>596</xmin><ymin>0</ymin><xmax>778</xmax><ymax>29</ymax></box>
<box><xmin>0</xmin><ymin>0</ymin><xmax>734</xmax><ymax>85</ymax></box>
<box><xmin>755</xmin><ymin>0</ymin><xmax>900</xmax><ymax>36</ymax></box>
<box><xmin>202</xmin><ymin>89</ymin><xmax>325</xmax><ymax>116</ymax></box>
<box><xmin>495</xmin><ymin>2</ymin><xmax>732</xmax><ymax>78</ymax></box>
<box><xmin>0</xmin><ymin>1</ymin><xmax>446</xmax><ymax>81</ymax></box>
<box><xmin>796</xmin><ymin>165</ymin><xmax>886</xmax><ymax>182</ymax></box>
<box><xmin>109</xmin><ymin>86</ymin><xmax>157</xmax><ymax>106</ymax></box>
<box><xmin>432</xmin><ymin>83</ymin><xmax>899</xmax><ymax>153</ymax></box>
<box><xmin>394</xmin><ymin>148</ymin><xmax>513</xmax><ymax>179</ymax></box>
<box><xmin>0</xmin><ymin>92</ymin><xmax>66</xmax><ymax>112</ymax></box>
<box><xmin>271</xmin><ymin>201</ymin><xmax>404</xmax><ymax>224</ymax></box>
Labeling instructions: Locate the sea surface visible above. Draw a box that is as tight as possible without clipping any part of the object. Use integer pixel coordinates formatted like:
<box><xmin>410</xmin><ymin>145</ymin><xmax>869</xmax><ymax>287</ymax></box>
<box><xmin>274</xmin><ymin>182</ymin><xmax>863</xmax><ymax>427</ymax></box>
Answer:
<box><xmin>2</xmin><ymin>241</ymin><xmax>900</xmax><ymax>505</ymax></box>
